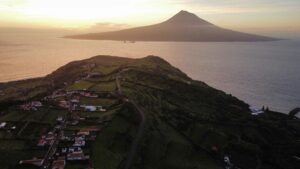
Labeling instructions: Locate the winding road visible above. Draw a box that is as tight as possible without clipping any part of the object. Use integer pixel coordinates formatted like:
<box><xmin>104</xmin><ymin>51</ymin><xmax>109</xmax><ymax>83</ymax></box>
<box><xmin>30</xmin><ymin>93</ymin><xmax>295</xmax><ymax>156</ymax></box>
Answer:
<box><xmin>116</xmin><ymin>69</ymin><xmax>146</xmax><ymax>169</ymax></box>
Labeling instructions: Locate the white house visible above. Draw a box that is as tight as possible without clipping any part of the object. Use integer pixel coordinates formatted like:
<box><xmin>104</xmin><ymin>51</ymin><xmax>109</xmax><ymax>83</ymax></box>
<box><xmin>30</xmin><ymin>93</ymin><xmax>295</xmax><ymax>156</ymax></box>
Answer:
<box><xmin>250</xmin><ymin>106</ymin><xmax>264</xmax><ymax>116</ymax></box>
<box><xmin>80</xmin><ymin>105</ymin><xmax>106</xmax><ymax>112</ymax></box>
<box><xmin>0</xmin><ymin>122</ymin><xmax>7</xmax><ymax>128</ymax></box>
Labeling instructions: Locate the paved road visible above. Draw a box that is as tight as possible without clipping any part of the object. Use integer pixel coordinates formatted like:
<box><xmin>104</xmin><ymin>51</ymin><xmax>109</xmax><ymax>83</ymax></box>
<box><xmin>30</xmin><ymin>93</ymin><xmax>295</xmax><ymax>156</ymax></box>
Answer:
<box><xmin>42</xmin><ymin>112</ymin><xmax>66</xmax><ymax>168</ymax></box>
<box><xmin>42</xmin><ymin>135</ymin><xmax>59</xmax><ymax>168</ymax></box>
<box><xmin>116</xmin><ymin>69</ymin><xmax>146</xmax><ymax>169</ymax></box>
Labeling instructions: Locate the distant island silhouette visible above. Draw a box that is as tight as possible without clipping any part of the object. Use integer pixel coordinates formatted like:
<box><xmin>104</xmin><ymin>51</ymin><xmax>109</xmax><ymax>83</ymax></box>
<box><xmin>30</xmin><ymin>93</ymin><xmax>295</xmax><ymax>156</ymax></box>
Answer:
<box><xmin>66</xmin><ymin>10</ymin><xmax>278</xmax><ymax>42</ymax></box>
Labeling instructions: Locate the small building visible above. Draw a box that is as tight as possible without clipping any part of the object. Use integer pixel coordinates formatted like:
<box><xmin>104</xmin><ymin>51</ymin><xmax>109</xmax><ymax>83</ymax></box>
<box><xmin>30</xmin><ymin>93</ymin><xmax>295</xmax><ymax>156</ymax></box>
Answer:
<box><xmin>59</xmin><ymin>100</ymin><xmax>69</xmax><ymax>109</ymax></box>
<box><xmin>37</xmin><ymin>138</ymin><xmax>48</xmax><ymax>147</ymax></box>
<box><xmin>52</xmin><ymin>158</ymin><xmax>65</xmax><ymax>169</ymax></box>
<box><xmin>77</xmin><ymin>131</ymin><xmax>90</xmax><ymax>136</ymax></box>
<box><xmin>79</xmin><ymin>92</ymin><xmax>98</xmax><ymax>98</ymax></box>
<box><xmin>73</xmin><ymin>140</ymin><xmax>85</xmax><ymax>147</ymax></box>
<box><xmin>19</xmin><ymin>158</ymin><xmax>44</xmax><ymax>167</ymax></box>
<box><xmin>71</xmin><ymin>99</ymin><xmax>79</xmax><ymax>104</ymax></box>
<box><xmin>0</xmin><ymin>122</ymin><xmax>7</xmax><ymax>129</ymax></box>
<box><xmin>75</xmin><ymin>136</ymin><xmax>85</xmax><ymax>141</ymax></box>
<box><xmin>57</xmin><ymin>116</ymin><xmax>64</xmax><ymax>122</ymax></box>
<box><xmin>224</xmin><ymin>155</ymin><xmax>232</xmax><ymax>169</ymax></box>
<box><xmin>20</xmin><ymin>101</ymin><xmax>42</xmax><ymax>111</ymax></box>
<box><xmin>224</xmin><ymin>156</ymin><xmax>230</xmax><ymax>164</ymax></box>
<box><xmin>37</xmin><ymin>132</ymin><xmax>55</xmax><ymax>146</ymax></box>
<box><xmin>80</xmin><ymin>105</ymin><xmax>106</xmax><ymax>112</ymax></box>
<box><xmin>250</xmin><ymin>106</ymin><xmax>264</xmax><ymax>116</ymax></box>
<box><xmin>32</xmin><ymin>101</ymin><xmax>43</xmax><ymax>107</ymax></box>
<box><xmin>61</xmin><ymin>148</ymin><xmax>68</xmax><ymax>154</ymax></box>
<box><xmin>68</xmin><ymin>147</ymin><xmax>82</xmax><ymax>153</ymax></box>
<box><xmin>67</xmin><ymin>152</ymin><xmax>89</xmax><ymax>161</ymax></box>
<box><xmin>82</xmin><ymin>105</ymin><xmax>97</xmax><ymax>112</ymax></box>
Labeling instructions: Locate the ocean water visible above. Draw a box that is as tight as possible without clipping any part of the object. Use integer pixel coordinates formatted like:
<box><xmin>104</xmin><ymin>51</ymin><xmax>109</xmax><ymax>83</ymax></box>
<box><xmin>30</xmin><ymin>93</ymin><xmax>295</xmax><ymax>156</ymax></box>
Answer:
<box><xmin>0</xmin><ymin>31</ymin><xmax>299</xmax><ymax>113</ymax></box>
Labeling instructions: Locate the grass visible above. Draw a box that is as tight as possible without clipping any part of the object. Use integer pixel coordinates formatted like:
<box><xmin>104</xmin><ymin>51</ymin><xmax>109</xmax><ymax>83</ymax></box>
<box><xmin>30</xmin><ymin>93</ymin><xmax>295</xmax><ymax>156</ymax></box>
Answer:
<box><xmin>91</xmin><ymin>106</ymin><xmax>138</xmax><ymax>169</ymax></box>
<box><xmin>80</xmin><ymin>97</ymin><xmax>116</xmax><ymax>106</ymax></box>
<box><xmin>0</xmin><ymin>140</ymin><xmax>26</xmax><ymax>150</ymax></box>
<box><xmin>66</xmin><ymin>80</ymin><xmax>94</xmax><ymax>91</ymax></box>
<box><xmin>0</xmin><ymin>110</ymin><xmax>28</xmax><ymax>122</ymax></box>
<box><xmin>78</xmin><ymin>108</ymin><xmax>120</xmax><ymax>122</ymax></box>
<box><xmin>89</xmin><ymin>74</ymin><xmax>116</xmax><ymax>82</ymax></box>
<box><xmin>141</xmin><ymin>116</ymin><xmax>222</xmax><ymax>169</ymax></box>
<box><xmin>93</xmin><ymin>65</ymin><xmax>119</xmax><ymax>75</ymax></box>
<box><xmin>65</xmin><ymin>163</ymin><xmax>89</xmax><ymax>169</ymax></box>
<box><xmin>0</xmin><ymin>55</ymin><xmax>298</xmax><ymax>169</ymax></box>
<box><xmin>92</xmin><ymin>145</ymin><xmax>123</xmax><ymax>169</ymax></box>
<box><xmin>0</xmin><ymin>140</ymin><xmax>45</xmax><ymax>168</ymax></box>
<box><xmin>0</xmin><ymin>108</ymin><xmax>66</xmax><ymax>125</ymax></box>
<box><xmin>90</xmin><ymin>81</ymin><xmax>116</xmax><ymax>92</ymax></box>
<box><xmin>41</xmin><ymin>109</ymin><xmax>67</xmax><ymax>125</ymax></box>
<box><xmin>22</xmin><ymin>109</ymin><xmax>48</xmax><ymax>122</ymax></box>
<box><xmin>19</xmin><ymin>122</ymin><xmax>49</xmax><ymax>138</ymax></box>
<box><xmin>0</xmin><ymin>149</ymin><xmax>45</xmax><ymax>169</ymax></box>
<box><xmin>0</xmin><ymin>78</ymin><xmax>44</xmax><ymax>96</ymax></box>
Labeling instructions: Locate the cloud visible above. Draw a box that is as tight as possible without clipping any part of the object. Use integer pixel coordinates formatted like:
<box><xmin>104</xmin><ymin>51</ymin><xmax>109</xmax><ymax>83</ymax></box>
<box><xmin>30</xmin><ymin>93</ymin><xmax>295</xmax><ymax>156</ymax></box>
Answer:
<box><xmin>84</xmin><ymin>22</ymin><xmax>130</xmax><ymax>32</ymax></box>
<box><xmin>0</xmin><ymin>0</ymin><xmax>29</xmax><ymax>7</ymax></box>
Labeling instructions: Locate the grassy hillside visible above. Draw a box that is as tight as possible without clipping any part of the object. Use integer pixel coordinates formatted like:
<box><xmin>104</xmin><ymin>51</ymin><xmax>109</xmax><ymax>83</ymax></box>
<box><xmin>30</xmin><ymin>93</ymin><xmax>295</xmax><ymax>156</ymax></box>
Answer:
<box><xmin>0</xmin><ymin>55</ymin><xmax>299</xmax><ymax>169</ymax></box>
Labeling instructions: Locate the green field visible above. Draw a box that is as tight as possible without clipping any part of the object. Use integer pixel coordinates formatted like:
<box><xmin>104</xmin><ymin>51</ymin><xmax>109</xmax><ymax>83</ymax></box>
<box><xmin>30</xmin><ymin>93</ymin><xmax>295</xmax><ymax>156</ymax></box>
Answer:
<box><xmin>66</xmin><ymin>80</ymin><xmax>94</xmax><ymax>91</ymax></box>
<box><xmin>0</xmin><ymin>108</ymin><xmax>67</xmax><ymax>125</ymax></box>
<box><xmin>91</xmin><ymin>114</ymin><xmax>136</xmax><ymax>169</ymax></box>
<box><xmin>0</xmin><ymin>140</ymin><xmax>26</xmax><ymax>150</ymax></box>
<box><xmin>0</xmin><ymin>139</ymin><xmax>46</xmax><ymax>169</ymax></box>
<box><xmin>93</xmin><ymin>65</ymin><xmax>119</xmax><ymax>75</ymax></box>
<box><xmin>78</xmin><ymin>107</ymin><xmax>120</xmax><ymax>121</ymax></box>
<box><xmin>0</xmin><ymin>110</ymin><xmax>28</xmax><ymax>122</ymax></box>
<box><xmin>90</xmin><ymin>81</ymin><xmax>116</xmax><ymax>92</ymax></box>
<box><xmin>80</xmin><ymin>97</ymin><xmax>116</xmax><ymax>107</ymax></box>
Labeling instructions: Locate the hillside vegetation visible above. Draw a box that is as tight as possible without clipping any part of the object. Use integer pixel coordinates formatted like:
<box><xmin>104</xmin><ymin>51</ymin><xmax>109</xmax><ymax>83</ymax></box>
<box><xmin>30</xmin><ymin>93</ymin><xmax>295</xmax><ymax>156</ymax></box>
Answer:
<box><xmin>0</xmin><ymin>55</ymin><xmax>299</xmax><ymax>169</ymax></box>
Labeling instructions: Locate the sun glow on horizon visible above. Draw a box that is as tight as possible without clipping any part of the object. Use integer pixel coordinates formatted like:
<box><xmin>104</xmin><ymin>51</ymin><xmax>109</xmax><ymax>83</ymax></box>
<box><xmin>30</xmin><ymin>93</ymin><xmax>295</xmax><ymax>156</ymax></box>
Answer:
<box><xmin>0</xmin><ymin>0</ymin><xmax>171</xmax><ymax>28</ymax></box>
<box><xmin>0</xmin><ymin>0</ymin><xmax>299</xmax><ymax>35</ymax></box>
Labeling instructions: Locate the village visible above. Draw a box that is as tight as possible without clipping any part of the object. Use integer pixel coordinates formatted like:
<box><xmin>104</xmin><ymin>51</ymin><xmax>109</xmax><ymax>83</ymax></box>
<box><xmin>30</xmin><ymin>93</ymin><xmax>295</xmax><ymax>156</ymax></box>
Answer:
<box><xmin>22</xmin><ymin>88</ymin><xmax>120</xmax><ymax>169</ymax></box>
<box><xmin>0</xmin><ymin>82</ymin><xmax>121</xmax><ymax>169</ymax></box>
<box><xmin>0</xmin><ymin>67</ymin><xmax>269</xmax><ymax>169</ymax></box>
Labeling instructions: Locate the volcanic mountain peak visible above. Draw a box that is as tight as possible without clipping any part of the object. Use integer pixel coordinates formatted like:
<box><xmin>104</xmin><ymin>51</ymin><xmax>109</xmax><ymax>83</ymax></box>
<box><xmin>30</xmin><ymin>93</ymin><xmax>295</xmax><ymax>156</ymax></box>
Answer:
<box><xmin>163</xmin><ymin>10</ymin><xmax>213</xmax><ymax>26</ymax></box>
<box><xmin>66</xmin><ymin>10</ymin><xmax>278</xmax><ymax>42</ymax></box>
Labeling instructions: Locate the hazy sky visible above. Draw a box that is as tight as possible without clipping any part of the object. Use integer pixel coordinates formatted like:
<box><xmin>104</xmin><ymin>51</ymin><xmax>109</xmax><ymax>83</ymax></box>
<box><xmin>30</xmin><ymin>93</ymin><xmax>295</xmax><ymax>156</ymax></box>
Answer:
<box><xmin>0</xmin><ymin>0</ymin><xmax>299</xmax><ymax>36</ymax></box>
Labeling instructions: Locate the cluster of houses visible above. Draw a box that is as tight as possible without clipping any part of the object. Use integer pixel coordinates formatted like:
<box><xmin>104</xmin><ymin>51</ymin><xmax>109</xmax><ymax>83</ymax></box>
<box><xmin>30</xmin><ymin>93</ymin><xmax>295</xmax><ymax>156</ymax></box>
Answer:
<box><xmin>53</xmin><ymin>123</ymin><xmax>99</xmax><ymax>166</ymax></box>
<box><xmin>59</xmin><ymin>100</ymin><xmax>106</xmax><ymax>113</ymax></box>
<box><xmin>46</xmin><ymin>89</ymin><xmax>107</xmax><ymax>113</ymax></box>
<box><xmin>23</xmin><ymin>111</ymin><xmax>101</xmax><ymax>168</ymax></box>
<box><xmin>20</xmin><ymin>101</ymin><xmax>43</xmax><ymax>111</ymax></box>
<box><xmin>37</xmin><ymin>131</ymin><xmax>55</xmax><ymax>147</ymax></box>
<box><xmin>17</xmin><ymin>87</ymin><xmax>112</xmax><ymax>169</ymax></box>
<box><xmin>44</xmin><ymin>89</ymin><xmax>97</xmax><ymax>101</ymax></box>
<box><xmin>21</xmin><ymin>118</ymin><xmax>96</xmax><ymax>168</ymax></box>
<box><xmin>65</xmin><ymin>147</ymin><xmax>89</xmax><ymax>161</ymax></box>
